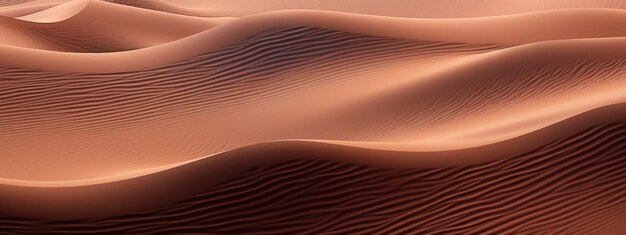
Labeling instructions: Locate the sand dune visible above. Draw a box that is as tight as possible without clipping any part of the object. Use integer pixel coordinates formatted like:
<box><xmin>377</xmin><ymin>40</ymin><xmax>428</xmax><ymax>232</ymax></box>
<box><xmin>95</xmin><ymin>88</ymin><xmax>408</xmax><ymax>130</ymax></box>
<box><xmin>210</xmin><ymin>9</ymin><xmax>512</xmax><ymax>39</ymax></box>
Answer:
<box><xmin>106</xmin><ymin>0</ymin><xmax>226</xmax><ymax>17</ymax></box>
<box><xmin>0</xmin><ymin>1</ymin><xmax>66</xmax><ymax>17</ymax></box>
<box><xmin>9</xmin><ymin>0</ymin><xmax>625</xmax><ymax>18</ymax></box>
<box><xmin>0</xmin><ymin>0</ymin><xmax>34</xmax><ymax>7</ymax></box>
<box><xmin>169</xmin><ymin>0</ymin><xmax>626</xmax><ymax>17</ymax></box>
<box><xmin>1</xmin><ymin>8</ymin><xmax>625</xmax><ymax>72</ymax></box>
<box><xmin>16</xmin><ymin>0</ymin><xmax>88</xmax><ymax>22</ymax></box>
<box><xmin>1</xmin><ymin>26</ymin><xmax>624</xmax><ymax>181</ymax></box>
<box><xmin>1</xmin><ymin>0</ymin><xmax>625</xmax><ymax>233</ymax></box>
<box><xmin>1</xmin><ymin>105</ymin><xmax>626</xmax><ymax>231</ymax></box>
<box><xmin>0</xmin><ymin>0</ymin><xmax>232</xmax><ymax>52</ymax></box>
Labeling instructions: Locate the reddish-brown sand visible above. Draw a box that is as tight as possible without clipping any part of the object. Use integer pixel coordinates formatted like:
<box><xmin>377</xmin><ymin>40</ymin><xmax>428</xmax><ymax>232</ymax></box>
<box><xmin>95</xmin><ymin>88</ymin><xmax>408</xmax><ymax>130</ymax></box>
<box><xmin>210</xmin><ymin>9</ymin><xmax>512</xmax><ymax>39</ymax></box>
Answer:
<box><xmin>0</xmin><ymin>0</ymin><xmax>625</xmax><ymax>234</ymax></box>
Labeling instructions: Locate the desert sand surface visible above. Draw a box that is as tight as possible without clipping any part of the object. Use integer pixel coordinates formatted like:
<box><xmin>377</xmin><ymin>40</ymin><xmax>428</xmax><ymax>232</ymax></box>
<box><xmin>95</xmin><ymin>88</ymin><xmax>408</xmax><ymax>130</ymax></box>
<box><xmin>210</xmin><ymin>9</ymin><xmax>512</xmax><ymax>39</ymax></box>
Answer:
<box><xmin>0</xmin><ymin>0</ymin><xmax>233</xmax><ymax>52</ymax></box>
<box><xmin>169</xmin><ymin>0</ymin><xmax>626</xmax><ymax>17</ymax></box>
<box><xmin>0</xmin><ymin>0</ymin><xmax>625</xmax><ymax>234</ymax></box>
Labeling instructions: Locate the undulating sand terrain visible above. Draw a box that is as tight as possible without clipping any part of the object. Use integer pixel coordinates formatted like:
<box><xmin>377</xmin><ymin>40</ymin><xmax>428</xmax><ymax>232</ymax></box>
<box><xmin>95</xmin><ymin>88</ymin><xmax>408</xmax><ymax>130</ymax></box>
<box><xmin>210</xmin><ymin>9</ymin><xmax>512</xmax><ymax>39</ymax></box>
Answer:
<box><xmin>1</xmin><ymin>0</ymin><xmax>626</xmax><ymax>234</ymax></box>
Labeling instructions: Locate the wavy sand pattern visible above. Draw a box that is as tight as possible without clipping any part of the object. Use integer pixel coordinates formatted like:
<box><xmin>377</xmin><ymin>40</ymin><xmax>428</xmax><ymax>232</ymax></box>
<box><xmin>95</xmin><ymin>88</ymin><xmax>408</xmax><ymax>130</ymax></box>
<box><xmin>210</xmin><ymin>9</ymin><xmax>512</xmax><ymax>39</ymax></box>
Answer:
<box><xmin>1</xmin><ymin>0</ymin><xmax>625</xmax><ymax>234</ymax></box>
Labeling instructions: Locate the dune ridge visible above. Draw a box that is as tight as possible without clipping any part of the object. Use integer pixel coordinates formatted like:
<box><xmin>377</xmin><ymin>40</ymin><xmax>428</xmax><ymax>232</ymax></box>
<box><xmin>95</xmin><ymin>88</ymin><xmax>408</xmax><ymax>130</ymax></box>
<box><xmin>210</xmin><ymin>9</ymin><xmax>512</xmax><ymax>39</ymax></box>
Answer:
<box><xmin>7</xmin><ymin>0</ymin><xmax>625</xmax><ymax>18</ymax></box>
<box><xmin>16</xmin><ymin>0</ymin><xmax>87</xmax><ymax>22</ymax></box>
<box><xmin>1</xmin><ymin>118</ymin><xmax>626</xmax><ymax>233</ymax></box>
<box><xmin>105</xmin><ymin>0</ymin><xmax>226</xmax><ymax>17</ymax></box>
<box><xmin>167</xmin><ymin>0</ymin><xmax>626</xmax><ymax>18</ymax></box>
<box><xmin>1</xmin><ymin>8</ymin><xmax>625</xmax><ymax>72</ymax></box>
<box><xmin>1</xmin><ymin>103</ymin><xmax>626</xmax><ymax>220</ymax></box>
<box><xmin>0</xmin><ymin>26</ymin><xmax>501</xmax><ymax>134</ymax></box>
<box><xmin>1</xmin><ymin>25</ymin><xmax>624</xmax><ymax>181</ymax></box>
<box><xmin>0</xmin><ymin>0</ymin><xmax>69</xmax><ymax>17</ymax></box>
<box><xmin>0</xmin><ymin>0</ymin><xmax>233</xmax><ymax>52</ymax></box>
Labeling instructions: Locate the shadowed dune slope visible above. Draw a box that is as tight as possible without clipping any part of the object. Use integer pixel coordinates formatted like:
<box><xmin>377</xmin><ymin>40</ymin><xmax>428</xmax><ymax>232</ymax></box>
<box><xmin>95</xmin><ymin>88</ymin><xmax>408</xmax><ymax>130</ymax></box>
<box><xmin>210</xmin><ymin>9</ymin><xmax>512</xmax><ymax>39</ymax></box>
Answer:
<box><xmin>0</xmin><ymin>0</ymin><xmax>233</xmax><ymax>52</ymax></box>
<box><xmin>0</xmin><ymin>27</ymin><xmax>501</xmax><ymax>134</ymax></box>
<box><xmin>1</xmin><ymin>8</ymin><xmax>625</xmax><ymax>72</ymax></box>
<box><xmin>0</xmin><ymin>26</ymin><xmax>501</xmax><ymax>180</ymax></box>
<box><xmin>1</xmin><ymin>103</ymin><xmax>626</xmax><ymax>220</ymax></box>
<box><xmin>321</xmin><ymin>37</ymin><xmax>626</xmax><ymax>142</ymax></box>
<box><xmin>1</xmin><ymin>117</ymin><xmax>626</xmax><ymax>233</ymax></box>
<box><xmin>0</xmin><ymin>25</ymin><xmax>624</xmax><ymax>181</ymax></box>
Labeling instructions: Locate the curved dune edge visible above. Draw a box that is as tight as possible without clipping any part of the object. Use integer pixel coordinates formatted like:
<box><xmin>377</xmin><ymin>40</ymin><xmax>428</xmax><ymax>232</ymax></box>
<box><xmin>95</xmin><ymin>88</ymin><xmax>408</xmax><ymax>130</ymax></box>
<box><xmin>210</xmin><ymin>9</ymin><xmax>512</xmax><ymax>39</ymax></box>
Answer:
<box><xmin>7</xmin><ymin>0</ymin><xmax>624</xmax><ymax>18</ymax></box>
<box><xmin>2</xmin><ymin>123</ymin><xmax>626</xmax><ymax>233</ymax></box>
<box><xmin>311</xmin><ymin>36</ymin><xmax>626</xmax><ymax>146</ymax></box>
<box><xmin>0</xmin><ymin>8</ymin><xmax>624</xmax><ymax>71</ymax></box>
<box><xmin>16</xmin><ymin>0</ymin><xmax>87</xmax><ymax>22</ymax></box>
<box><xmin>105</xmin><ymin>0</ymin><xmax>229</xmax><ymax>17</ymax></box>
<box><xmin>0</xmin><ymin>31</ymin><xmax>624</xmax><ymax>181</ymax></box>
<box><xmin>0</xmin><ymin>0</ymin><xmax>235</xmax><ymax>52</ymax></box>
<box><xmin>168</xmin><ymin>0</ymin><xmax>626</xmax><ymax>18</ymax></box>
<box><xmin>0</xmin><ymin>1</ymin><xmax>68</xmax><ymax>17</ymax></box>
<box><xmin>2</xmin><ymin>99</ymin><xmax>626</xmax><ymax>188</ymax></box>
<box><xmin>1</xmin><ymin>103</ymin><xmax>626</xmax><ymax>219</ymax></box>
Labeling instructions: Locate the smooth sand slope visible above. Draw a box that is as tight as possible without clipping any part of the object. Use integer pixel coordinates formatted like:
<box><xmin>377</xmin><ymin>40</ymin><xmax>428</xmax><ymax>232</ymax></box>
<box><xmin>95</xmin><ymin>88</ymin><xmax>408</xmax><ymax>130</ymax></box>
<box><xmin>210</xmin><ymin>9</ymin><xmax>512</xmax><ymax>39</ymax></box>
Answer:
<box><xmin>1</xmin><ymin>0</ymin><xmax>626</xmax><ymax>233</ymax></box>
<box><xmin>107</xmin><ymin>0</ymin><xmax>226</xmax><ymax>16</ymax></box>
<box><xmin>0</xmin><ymin>0</ymin><xmax>33</xmax><ymax>7</ymax></box>
<box><xmin>152</xmin><ymin>0</ymin><xmax>626</xmax><ymax>18</ymax></box>
<box><xmin>0</xmin><ymin>0</ymin><xmax>233</xmax><ymax>52</ymax></box>
<box><xmin>6</xmin><ymin>0</ymin><xmax>625</xmax><ymax>18</ymax></box>
<box><xmin>0</xmin><ymin>0</ymin><xmax>70</xmax><ymax>17</ymax></box>
<box><xmin>2</xmin><ymin>8</ymin><xmax>626</xmax><ymax>72</ymax></box>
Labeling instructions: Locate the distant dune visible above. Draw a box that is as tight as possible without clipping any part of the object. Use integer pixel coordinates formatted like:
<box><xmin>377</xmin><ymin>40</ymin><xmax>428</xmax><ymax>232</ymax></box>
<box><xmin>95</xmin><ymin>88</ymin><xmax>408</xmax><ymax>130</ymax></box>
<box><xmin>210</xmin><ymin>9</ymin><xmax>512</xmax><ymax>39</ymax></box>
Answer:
<box><xmin>0</xmin><ymin>0</ymin><xmax>625</xmax><ymax>234</ymax></box>
<box><xmin>120</xmin><ymin>0</ymin><xmax>626</xmax><ymax>18</ymax></box>
<box><xmin>0</xmin><ymin>0</ymin><xmax>232</xmax><ymax>52</ymax></box>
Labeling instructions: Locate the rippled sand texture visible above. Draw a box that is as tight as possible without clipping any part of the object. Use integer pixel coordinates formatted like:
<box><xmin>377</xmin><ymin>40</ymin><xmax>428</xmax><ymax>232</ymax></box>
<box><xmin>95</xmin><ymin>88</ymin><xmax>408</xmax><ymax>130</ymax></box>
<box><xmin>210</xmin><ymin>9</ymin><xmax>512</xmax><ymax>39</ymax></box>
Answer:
<box><xmin>1</xmin><ymin>0</ymin><xmax>626</xmax><ymax>234</ymax></box>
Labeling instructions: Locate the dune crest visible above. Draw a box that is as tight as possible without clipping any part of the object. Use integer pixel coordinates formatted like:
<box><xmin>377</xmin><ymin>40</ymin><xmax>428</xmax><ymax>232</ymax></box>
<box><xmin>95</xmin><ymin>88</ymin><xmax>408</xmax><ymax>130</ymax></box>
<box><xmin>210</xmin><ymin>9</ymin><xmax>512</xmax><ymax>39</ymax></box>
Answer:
<box><xmin>0</xmin><ymin>8</ymin><xmax>625</xmax><ymax>71</ymax></box>
<box><xmin>1</xmin><ymin>106</ymin><xmax>626</xmax><ymax>230</ymax></box>
<box><xmin>106</xmin><ymin>0</ymin><xmax>227</xmax><ymax>17</ymax></box>
<box><xmin>0</xmin><ymin>0</ymin><xmax>234</xmax><ymax>52</ymax></box>
<box><xmin>169</xmin><ymin>0</ymin><xmax>626</xmax><ymax>17</ymax></box>
<box><xmin>17</xmin><ymin>0</ymin><xmax>87</xmax><ymax>22</ymax></box>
